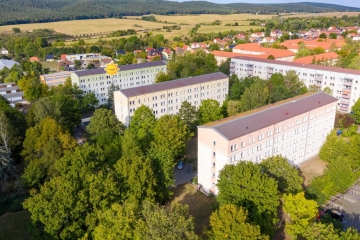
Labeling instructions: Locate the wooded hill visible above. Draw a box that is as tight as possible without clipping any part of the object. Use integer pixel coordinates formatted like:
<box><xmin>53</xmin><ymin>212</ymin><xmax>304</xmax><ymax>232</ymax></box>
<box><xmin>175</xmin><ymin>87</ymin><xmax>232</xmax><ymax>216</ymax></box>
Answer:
<box><xmin>0</xmin><ymin>0</ymin><xmax>360</xmax><ymax>26</ymax></box>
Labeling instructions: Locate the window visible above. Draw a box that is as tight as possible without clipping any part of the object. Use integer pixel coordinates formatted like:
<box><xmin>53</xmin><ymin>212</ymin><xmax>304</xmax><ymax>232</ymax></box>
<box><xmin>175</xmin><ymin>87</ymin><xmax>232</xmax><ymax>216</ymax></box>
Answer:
<box><xmin>213</xmin><ymin>152</ymin><xmax>216</xmax><ymax>157</ymax></box>
<box><xmin>241</xmin><ymin>141</ymin><xmax>245</xmax><ymax>147</ymax></box>
<box><xmin>212</xmin><ymin>162</ymin><xmax>215</xmax><ymax>167</ymax></box>
<box><xmin>212</xmin><ymin>173</ymin><xmax>215</xmax><ymax>178</ymax></box>
<box><xmin>212</xmin><ymin>141</ymin><xmax>216</xmax><ymax>146</ymax></box>
<box><xmin>230</xmin><ymin>144</ymin><xmax>238</xmax><ymax>151</ymax></box>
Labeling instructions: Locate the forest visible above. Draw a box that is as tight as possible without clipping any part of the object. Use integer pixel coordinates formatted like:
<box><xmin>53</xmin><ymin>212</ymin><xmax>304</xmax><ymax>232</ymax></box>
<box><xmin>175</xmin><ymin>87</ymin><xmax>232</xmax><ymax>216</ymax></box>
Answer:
<box><xmin>0</xmin><ymin>0</ymin><xmax>360</xmax><ymax>26</ymax></box>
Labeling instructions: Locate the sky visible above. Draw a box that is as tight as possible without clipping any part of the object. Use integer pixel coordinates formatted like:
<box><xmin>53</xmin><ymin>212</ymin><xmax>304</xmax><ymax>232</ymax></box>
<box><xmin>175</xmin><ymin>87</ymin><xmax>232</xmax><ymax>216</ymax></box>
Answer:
<box><xmin>168</xmin><ymin>0</ymin><xmax>360</xmax><ymax>8</ymax></box>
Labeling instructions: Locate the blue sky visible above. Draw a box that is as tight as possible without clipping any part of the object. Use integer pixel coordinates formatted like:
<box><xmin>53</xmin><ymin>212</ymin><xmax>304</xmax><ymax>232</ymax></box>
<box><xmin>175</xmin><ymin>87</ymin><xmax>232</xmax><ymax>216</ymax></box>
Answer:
<box><xmin>169</xmin><ymin>0</ymin><xmax>360</xmax><ymax>8</ymax></box>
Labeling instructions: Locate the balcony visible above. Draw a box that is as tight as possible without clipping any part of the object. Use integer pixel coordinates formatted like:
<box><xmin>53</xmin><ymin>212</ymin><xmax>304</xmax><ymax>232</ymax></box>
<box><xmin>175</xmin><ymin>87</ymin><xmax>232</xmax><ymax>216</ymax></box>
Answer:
<box><xmin>341</xmin><ymin>99</ymin><xmax>350</xmax><ymax>104</ymax></box>
<box><xmin>342</xmin><ymin>88</ymin><xmax>351</xmax><ymax>93</ymax></box>
<box><xmin>340</xmin><ymin>105</ymin><xmax>349</xmax><ymax>112</ymax></box>
<box><xmin>343</xmin><ymin>81</ymin><xmax>353</xmax><ymax>87</ymax></box>
<box><xmin>315</xmin><ymin>75</ymin><xmax>323</xmax><ymax>81</ymax></box>
<box><xmin>267</xmin><ymin>68</ymin><xmax>274</xmax><ymax>74</ymax></box>
<box><xmin>342</xmin><ymin>94</ymin><xmax>350</xmax><ymax>99</ymax></box>
<box><xmin>230</xmin><ymin>62</ymin><xmax>236</xmax><ymax>67</ymax></box>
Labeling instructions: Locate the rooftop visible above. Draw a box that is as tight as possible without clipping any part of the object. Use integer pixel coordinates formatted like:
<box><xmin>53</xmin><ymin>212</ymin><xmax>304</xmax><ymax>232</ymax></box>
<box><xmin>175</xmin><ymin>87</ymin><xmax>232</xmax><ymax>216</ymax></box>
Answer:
<box><xmin>0</xmin><ymin>60</ymin><xmax>19</xmax><ymax>70</ymax></box>
<box><xmin>40</xmin><ymin>71</ymin><xmax>71</xmax><ymax>77</ymax></box>
<box><xmin>72</xmin><ymin>61</ymin><xmax>166</xmax><ymax>77</ymax></box>
<box><xmin>232</xmin><ymin>56</ymin><xmax>360</xmax><ymax>76</ymax></box>
<box><xmin>293</xmin><ymin>52</ymin><xmax>339</xmax><ymax>64</ymax></box>
<box><xmin>119</xmin><ymin>72</ymin><xmax>228</xmax><ymax>98</ymax></box>
<box><xmin>200</xmin><ymin>92</ymin><xmax>337</xmax><ymax>140</ymax></box>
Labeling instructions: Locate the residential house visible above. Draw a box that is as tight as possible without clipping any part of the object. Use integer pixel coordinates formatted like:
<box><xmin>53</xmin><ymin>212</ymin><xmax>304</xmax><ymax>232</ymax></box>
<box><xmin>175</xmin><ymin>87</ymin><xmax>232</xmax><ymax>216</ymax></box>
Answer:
<box><xmin>46</xmin><ymin>54</ymin><xmax>55</xmax><ymax>62</ymax></box>
<box><xmin>1</xmin><ymin>48</ymin><xmax>8</xmax><ymax>55</ymax></box>
<box><xmin>115</xmin><ymin>49</ymin><xmax>126</xmax><ymax>57</ymax></box>
<box><xmin>162</xmin><ymin>48</ymin><xmax>173</xmax><ymax>60</ymax></box>
<box><xmin>198</xmin><ymin>92</ymin><xmax>337</xmax><ymax>194</ymax></box>
<box><xmin>0</xmin><ymin>59</ymin><xmax>19</xmax><ymax>70</ymax></box>
<box><xmin>57</xmin><ymin>59</ymin><xmax>75</xmax><ymax>71</ymax></box>
<box><xmin>29</xmin><ymin>56</ymin><xmax>39</xmax><ymax>62</ymax></box>
<box><xmin>114</xmin><ymin>72</ymin><xmax>229</xmax><ymax>126</ymax></box>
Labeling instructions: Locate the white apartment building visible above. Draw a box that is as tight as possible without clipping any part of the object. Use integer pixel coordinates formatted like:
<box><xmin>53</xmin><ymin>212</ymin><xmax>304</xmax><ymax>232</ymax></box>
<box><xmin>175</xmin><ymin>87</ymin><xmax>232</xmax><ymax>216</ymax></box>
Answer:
<box><xmin>198</xmin><ymin>92</ymin><xmax>338</xmax><ymax>194</ymax></box>
<box><xmin>114</xmin><ymin>72</ymin><xmax>229</xmax><ymax>126</ymax></box>
<box><xmin>0</xmin><ymin>82</ymin><xmax>25</xmax><ymax>105</ymax></box>
<box><xmin>230</xmin><ymin>56</ymin><xmax>360</xmax><ymax>113</ymax></box>
<box><xmin>71</xmin><ymin>61</ymin><xmax>167</xmax><ymax>104</ymax></box>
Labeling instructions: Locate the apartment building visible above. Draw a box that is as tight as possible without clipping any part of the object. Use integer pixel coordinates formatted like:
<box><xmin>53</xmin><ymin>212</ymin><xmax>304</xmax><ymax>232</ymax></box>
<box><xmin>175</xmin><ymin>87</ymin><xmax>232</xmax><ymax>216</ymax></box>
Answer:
<box><xmin>230</xmin><ymin>56</ymin><xmax>360</xmax><ymax>113</ymax></box>
<box><xmin>114</xmin><ymin>72</ymin><xmax>229</xmax><ymax>126</ymax></box>
<box><xmin>71</xmin><ymin>61</ymin><xmax>167</xmax><ymax>104</ymax></box>
<box><xmin>0</xmin><ymin>82</ymin><xmax>25</xmax><ymax>105</ymax></box>
<box><xmin>198</xmin><ymin>92</ymin><xmax>337</xmax><ymax>194</ymax></box>
<box><xmin>40</xmin><ymin>71</ymin><xmax>71</xmax><ymax>87</ymax></box>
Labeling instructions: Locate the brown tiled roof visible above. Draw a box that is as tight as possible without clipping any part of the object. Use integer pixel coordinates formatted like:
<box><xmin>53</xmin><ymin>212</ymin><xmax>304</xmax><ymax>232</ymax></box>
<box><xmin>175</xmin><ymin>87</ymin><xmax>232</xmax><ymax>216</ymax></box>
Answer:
<box><xmin>73</xmin><ymin>61</ymin><xmax>166</xmax><ymax>77</ymax></box>
<box><xmin>293</xmin><ymin>52</ymin><xmax>339</xmax><ymax>64</ymax></box>
<box><xmin>232</xmin><ymin>56</ymin><xmax>360</xmax><ymax>75</ymax></box>
<box><xmin>199</xmin><ymin>92</ymin><xmax>337</xmax><ymax>140</ymax></box>
<box><xmin>119</xmin><ymin>72</ymin><xmax>228</xmax><ymax>98</ymax></box>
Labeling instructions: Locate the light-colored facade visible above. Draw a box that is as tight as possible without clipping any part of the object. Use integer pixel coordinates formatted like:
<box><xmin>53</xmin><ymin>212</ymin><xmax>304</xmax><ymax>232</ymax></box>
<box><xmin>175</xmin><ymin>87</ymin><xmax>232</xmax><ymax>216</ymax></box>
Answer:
<box><xmin>0</xmin><ymin>82</ymin><xmax>25</xmax><ymax>105</ymax></box>
<box><xmin>230</xmin><ymin>56</ymin><xmax>360</xmax><ymax>113</ymax></box>
<box><xmin>71</xmin><ymin>61</ymin><xmax>166</xmax><ymax>104</ymax></box>
<box><xmin>114</xmin><ymin>72</ymin><xmax>229</xmax><ymax>126</ymax></box>
<box><xmin>65</xmin><ymin>53</ymin><xmax>101</xmax><ymax>61</ymax></box>
<box><xmin>198</xmin><ymin>92</ymin><xmax>338</xmax><ymax>194</ymax></box>
<box><xmin>40</xmin><ymin>71</ymin><xmax>71</xmax><ymax>86</ymax></box>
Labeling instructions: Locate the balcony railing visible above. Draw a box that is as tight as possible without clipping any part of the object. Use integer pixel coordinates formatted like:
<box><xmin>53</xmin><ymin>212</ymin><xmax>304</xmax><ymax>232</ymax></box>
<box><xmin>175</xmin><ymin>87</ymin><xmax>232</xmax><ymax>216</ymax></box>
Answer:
<box><xmin>315</xmin><ymin>76</ymin><xmax>323</xmax><ymax>81</ymax></box>
<box><xmin>340</xmin><ymin>105</ymin><xmax>349</xmax><ymax>112</ymax></box>
<box><xmin>343</xmin><ymin>81</ymin><xmax>353</xmax><ymax>87</ymax></box>
<box><xmin>342</xmin><ymin>94</ymin><xmax>350</xmax><ymax>99</ymax></box>
<box><xmin>342</xmin><ymin>88</ymin><xmax>351</xmax><ymax>92</ymax></box>
<box><xmin>341</xmin><ymin>99</ymin><xmax>350</xmax><ymax>104</ymax></box>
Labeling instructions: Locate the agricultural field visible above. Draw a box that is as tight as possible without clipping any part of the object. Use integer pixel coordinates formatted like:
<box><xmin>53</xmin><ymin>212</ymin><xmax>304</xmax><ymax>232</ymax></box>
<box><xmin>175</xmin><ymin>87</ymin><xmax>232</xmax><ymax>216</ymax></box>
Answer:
<box><xmin>284</xmin><ymin>11</ymin><xmax>360</xmax><ymax>18</ymax></box>
<box><xmin>0</xmin><ymin>14</ymin><xmax>274</xmax><ymax>42</ymax></box>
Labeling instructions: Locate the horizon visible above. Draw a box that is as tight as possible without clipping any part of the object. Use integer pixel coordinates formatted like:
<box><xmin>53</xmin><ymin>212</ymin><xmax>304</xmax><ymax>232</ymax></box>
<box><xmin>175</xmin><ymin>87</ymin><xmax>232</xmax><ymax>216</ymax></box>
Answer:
<box><xmin>168</xmin><ymin>0</ymin><xmax>360</xmax><ymax>8</ymax></box>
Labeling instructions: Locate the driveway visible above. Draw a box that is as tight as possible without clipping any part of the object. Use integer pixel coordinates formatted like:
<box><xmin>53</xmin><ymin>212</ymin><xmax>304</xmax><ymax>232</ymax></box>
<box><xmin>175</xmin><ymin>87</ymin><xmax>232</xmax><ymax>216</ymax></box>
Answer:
<box><xmin>174</xmin><ymin>163</ymin><xmax>196</xmax><ymax>186</ymax></box>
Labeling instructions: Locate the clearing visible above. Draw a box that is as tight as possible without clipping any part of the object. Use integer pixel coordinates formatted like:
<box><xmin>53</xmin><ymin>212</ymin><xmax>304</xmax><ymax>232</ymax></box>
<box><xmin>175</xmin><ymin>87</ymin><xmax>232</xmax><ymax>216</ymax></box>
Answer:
<box><xmin>171</xmin><ymin>183</ymin><xmax>218</xmax><ymax>236</ymax></box>
<box><xmin>0</xmin><ymin>210</ymin><xmax>30</xmax><ymax>240</ymax></box>
<box><xmin>298</xmin><ymin>155</ymin><xmax>327</xmax><ymax>186</ymax></box>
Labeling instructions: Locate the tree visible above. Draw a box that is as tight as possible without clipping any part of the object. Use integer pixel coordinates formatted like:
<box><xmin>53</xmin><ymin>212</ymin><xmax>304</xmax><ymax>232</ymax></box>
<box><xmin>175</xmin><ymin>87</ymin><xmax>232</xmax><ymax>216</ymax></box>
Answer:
<box><xmin>23</xmin><ymin>144</ymin><xmax>122</xmax><ymax>239</ymax></box>
<box><xmin>119</xmin><ymin>53</ymin><xmax>136</xmax><ymax>65</ymax></box>
<box><xmin>21</xmin><ymin>117</ymin><xmax>77</xmax><ymax>187</ymax></box>
<box><xmin>18</xmin><ymin>74</ymin><xmax>48</xmax><ymax>101</ymax></box>
<box><xmin>308</xmin><ymin>84</ymin><xmax>320</xmax><ymax>92</ymax></box>
<box><xmin>319</xmin><ymin>33</ymin><xmax>327</xmax><ymax>38</ymax></box>
<box><xmin>240</xmin><ymin>80</ymin><xmax>269</xmax><ymax>112</ymax></box>
<box><xmin>219</xmin><ymin>58</ymin><xmax>230</xmax><ymax>75</ymax></box>
<box><xmin>260</xmin><ymin>156</ymin><xmax>303</xmax><ymax>194</ymax></box>
<box><xmin>283</xmin><ymin>70</ymin><xmax>307</xmax><ymax>97</ymax></box>
<box><xmin>74</xmin><ymin>60</ymin><xmax>82</xmax><ymax>70</ymax></box>
<box><xmin>155</xmin><ymin>71</ymin><xmax>171</xmax><ymax>83</ymax></box>
<box><xmin>267</xmin><ymin>55</ymin><xmax>275</xmax><ymax>60</ymax></box>
<box><xmin>135</xmin><ymin>201</ymin><xmax>198</xmax><ymax>240</ymax></box>
<box><xmin>209</xmin><ymin>43</ymin><xmax>220</xmax><ymax>51</ymax></box>
<box><xmin>198</xmin><ymin>99</ymin><xmax>223</xmax><ymax>124</ymax></box>
<box><xmin>12</xmin><ymin>27</ymin><xmax>20</xmax><ymax>33</ymax></box>
<box><xmin>323</xmin><ymin>86</ymin><xmax>332</xmax><ymax>95</ymax></box>
<box><xmin>217</xmin><ymin>162</ymin><xmax>280</xmax><ymax>236</ymax></box>
<box><xmin>301</xmin><ymin>222</ymin><xmax>339</xmax><ymax>240</ymax></box>
<box><xmin>115</xmin><ymin>155</ymin><xmax>157</xmax><ymax>205</ymax></box>
<box><xmin>352</xmin><ymin>97</ymin><xmax>360</xmax><ymax>124</ymax></box>
<box><xmin>208</xmin><ymin>204</ymin><xmax>268</xmax><ymax>240</ymax></box>
<box><xmin>282</xmin><ymin>192</ymin><xmax>318</xmax><ymax>238</ymax></box>
<box><xmin>152</xmin><ymin>114</ymin><xmax>193</xmax><ymax>160</ymax></box>
<box><xmin>92</xmin><ymin>202</ymin><xmax>138</xmax><ymax>240</ymax></box>
<box><xmin>107</xmin><ymin>84</ymin><xmax>119</xmax><ymax>110</ymax></box>
<box><xmin>178</xmin><ymin>101</ymin><xmax>199</xmax><ymax>133</ymax></box>
<box><xmin>86</xmin><ymin>63</ymin><xmax>95</xmax><ymax>69</ymax></box>
<box><xmin>80</xmin><ymin>92</ymin><xmax>98</xmax><ymax>112</ymax></box>
<box><xmin>226</xmin><ymin>100</ymin><xmax>241</xmax><ymax>116</ymax></box>
<box><xmin>129</xmin><ymin>105</ymin><xmax>156</xmax><ymax>152</ymax></box>
<box><xmin>0</xmin><ymin>145</ymin><xmax>15</xmax><ymax>181</ymax></box>
<box><xmin>348</xmin><ymin>56</ymin><xmax>360</xmax><ymax>70</ymax></box>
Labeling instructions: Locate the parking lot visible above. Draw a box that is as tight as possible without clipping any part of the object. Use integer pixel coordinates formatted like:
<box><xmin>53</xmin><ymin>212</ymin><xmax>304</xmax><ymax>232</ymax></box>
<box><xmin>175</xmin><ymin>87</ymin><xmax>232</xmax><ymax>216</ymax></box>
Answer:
<box><xmin>323</xmin><ymin>180</ymin><xmax>360</xmax><ymax>231</ymax></box>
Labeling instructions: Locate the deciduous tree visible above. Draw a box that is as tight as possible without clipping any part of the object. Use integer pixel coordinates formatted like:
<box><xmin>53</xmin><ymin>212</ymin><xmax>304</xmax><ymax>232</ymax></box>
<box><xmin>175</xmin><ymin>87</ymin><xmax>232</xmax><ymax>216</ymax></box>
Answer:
<box><xmin>208</xmin><ymin>204</ymin><xmax>268</xmax><ymax>240</ymax></box>
<box><xmin>178</xmin><ymin>101</ymin><xmax>199</xmax><ymax>132</ymax></box>
<box><xmin>240</xmin><ymin>80</ymin><xmax>269</xmax><ymax>112</ymax></box>
<box><xmin>199</xmin><ymin>99</ymin><xmax>223</xmax><ymax>124</ymax></box>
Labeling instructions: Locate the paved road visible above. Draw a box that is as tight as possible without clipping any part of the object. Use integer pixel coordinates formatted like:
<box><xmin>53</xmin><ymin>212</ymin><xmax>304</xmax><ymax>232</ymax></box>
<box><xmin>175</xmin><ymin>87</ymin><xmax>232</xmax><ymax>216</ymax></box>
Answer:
<box><xmin>74</xmin><ymin>126</ymin><xmax>87</xmax><ymax>145</ymax></box>
<box><xmin>174</xmin><ymin>163</ymin><xmax>196</xmax><ymax>186</ymax></box>
<box><xmin>324</xmin><ymin>181</ymin><xmax>360</xmax><ymax>231</ymax></box>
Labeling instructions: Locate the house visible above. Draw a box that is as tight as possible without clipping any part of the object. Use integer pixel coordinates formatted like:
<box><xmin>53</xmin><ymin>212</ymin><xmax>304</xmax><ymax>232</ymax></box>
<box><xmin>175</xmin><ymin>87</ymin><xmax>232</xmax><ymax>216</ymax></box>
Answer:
<box><xmin>29</xmin><ymin>56</ymin><xmax>39</xmax><ymax>62</ymax></box>
<box><xmin>293</xmin><ymin>52</ymin><xmax>339</xmax><ymax>65</ymax></box>
<box><xmin>183</xmin><ymin>45</ymin><xmax>191</xmax><ymax>51</ymax></box>
<box><xmin>162</xmin><ymin>48</ymin><xmax>173</xmax><ymax>60</ymax></box>
<box><xmin>57</xmin><ymin>59</ymin><xmax>75</xmax><ymax>71</ymax></box>
<box><xmin>147</xmin><ymin>49</ymin><xmax>162</xmax><ymax>61</ymax></box>
<box><xmin>191</xmin><ymin>42</ymin><xmax>200</xmax><ymax>49</ymax></box>
<box><xmin>146</xmin><ymin>48</ymin><xmax>155</xmax><ymax>53</ymax></box>
<box><xmin>0</xmin><ymin>59</ymin><xmax>19</xmax><ymax>70</ymax></box>
<box><xmin>46</xmin><ymin>54</ymin><xmax>55</xmax><ymax>62</ymax></box>
<box><xmin>65</xmin><ymin>53</ymin><xmax>101</xmax><ymax>61</ymax></box>
<box><xmin>0</xmin><ymin>82</ymin><xmax>26</xmax><ymax>106</ymax></box>
<box><xmin>280</xmin><ymin>39</ymin><xmax>345</xmax><ymax>53</ymax></box>
<box><xmin>40</xmin><ymin>71</ymin><xmax>71</xmax><ymax>86</ymax></box>
<box><xmin>232</xmin><ymin>43</ymin><xmax>295</xmax><ymax>61</ymax></box>
<box><xmin>230</xmin><ymin>56</ymin><xmax>360</xmax><ymax>112</ymax></box>
<box><xmin>197</xmin><ymin>92</ymin><xmax>337</xmax><ymax>194</ymax></box>
<box><xmin>213</xmin><ymin>38</ymin><xmax>222</xmax><ymax>43</ymax></box>
<box><xmin>250</xmin><ymin>32</ymin><xmax>265</xmax><ymax>38</ymax></box>
<box><xmin>71</xmin><ymin>61</ymin><xmax>167</xmax><ymax>104</ymax></box>
<box><xmin>260</xmin><ymin>37</ymin><xmax>276</xmax><ymax>43</ymax></box>
<box><xmin>1</xmin><ymin>48</ymin><xmax>8</xmax><ymax>55</ymax></box>
<box><xmin>114</xmin><ymin>72</ymin><xmax>228</xmax><ymax>126</ymax></box>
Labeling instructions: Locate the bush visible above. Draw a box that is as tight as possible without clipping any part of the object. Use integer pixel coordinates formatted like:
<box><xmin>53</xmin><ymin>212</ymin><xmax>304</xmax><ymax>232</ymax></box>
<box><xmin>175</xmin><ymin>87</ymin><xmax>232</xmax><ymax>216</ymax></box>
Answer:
<box><xmin>341</xmin><ymin>125</ymin><xmax>358</xmax><ymax>137</ymax></box>
<box><xmin>0</xmin><ymin>194</ymin><xmax>27</xmax><ymax>215</ymax></box>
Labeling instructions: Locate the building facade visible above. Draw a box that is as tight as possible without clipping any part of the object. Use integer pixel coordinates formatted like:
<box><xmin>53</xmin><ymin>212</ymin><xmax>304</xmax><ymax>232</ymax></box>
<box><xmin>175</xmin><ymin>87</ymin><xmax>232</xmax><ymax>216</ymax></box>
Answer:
<box><xmin>114</xmin><ymin>72</ymin><xmax>229</xmax><ymax>126</ymax></box>
<box><xmin>198</xmin><ymin>92</ymin><xmax>338</xmax><ymax>194</ymax></box>
<box><xmin>40</xmin><ymin>71</ymin><xmax>71</xmax><ymax>87</ymax></box>
<box><xmin>71</xmin><ymin>61</ymin><xmax>167</xmax><ymax>104</ymax></box>
<box><xmin>230</xmin><ymin>56</ymin><xmax>360</xmax><ymax>113</ymax></box>
<box><xmin>0</xmin><ymin>82</ymin><xmax>25</xmax><ymax>105</ymax></box>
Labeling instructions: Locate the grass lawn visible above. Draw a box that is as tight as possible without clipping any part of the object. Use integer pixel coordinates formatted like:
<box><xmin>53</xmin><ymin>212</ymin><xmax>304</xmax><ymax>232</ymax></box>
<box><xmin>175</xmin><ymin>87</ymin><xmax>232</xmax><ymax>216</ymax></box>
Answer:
<box><xmin>298</xmin><ymin>155</ymin><xmax>327</xmax><ymax>186</ymax></box>
<box><xmin>40</xmin><ymin>61</ymin><xmax>58</xmax><ymax>71</ymax></box>
<box><xmin>0</xmin><ymin>210</ymin><xmax>31</xmax><ymax>240</ymax></box>
<box><xmin>171</xmin><ymin>183</ymin><xmax>218</xmax><ymax>236</ymax></box>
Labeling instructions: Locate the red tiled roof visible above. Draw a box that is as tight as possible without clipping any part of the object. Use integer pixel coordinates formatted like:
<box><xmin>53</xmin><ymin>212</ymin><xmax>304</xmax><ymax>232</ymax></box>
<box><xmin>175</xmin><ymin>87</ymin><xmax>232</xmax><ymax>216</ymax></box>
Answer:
<box><xmin>280</xmin><ymin>39</ymin><xmax>345</xmax><ymax>50</ymax></box>
<box><xmin>200</xmin><ymin>92</ymin><xmax>337</xmax><ymax>140</ymax></box>
<box><xmin>293</xmin><ymin>52</ymin><xmax>338</xmax><ymax>64</ymax></box>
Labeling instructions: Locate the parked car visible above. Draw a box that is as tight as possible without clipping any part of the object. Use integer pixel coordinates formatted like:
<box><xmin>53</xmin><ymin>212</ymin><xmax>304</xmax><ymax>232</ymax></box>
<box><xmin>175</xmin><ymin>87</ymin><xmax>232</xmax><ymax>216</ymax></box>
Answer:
<box><xmin>325</xmin><ymin>209</ymin><xmax>344</xmax><ymax>222</ymax></box>
<box><xmin>177</xmin><ymin>161</ymin><xmax>184</xmax><ymax>170</ymax></box>
<box><xmin>336</xmin><ymin>130</ymin><xmax>343</xmax><ymax>136</ymax></box>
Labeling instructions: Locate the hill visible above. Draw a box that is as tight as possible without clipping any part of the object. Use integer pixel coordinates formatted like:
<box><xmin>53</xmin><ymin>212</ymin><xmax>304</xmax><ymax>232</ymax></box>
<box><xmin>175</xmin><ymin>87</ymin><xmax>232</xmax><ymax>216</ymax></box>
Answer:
<box><xmin>0</xmin><ymin>0</ymin><xmax>359</xmax><ymax>26</ymax></box>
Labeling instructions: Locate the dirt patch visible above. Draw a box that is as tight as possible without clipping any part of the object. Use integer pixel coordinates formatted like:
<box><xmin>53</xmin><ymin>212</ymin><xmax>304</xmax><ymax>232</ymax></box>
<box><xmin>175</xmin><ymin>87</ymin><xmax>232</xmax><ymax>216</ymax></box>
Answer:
<box><xmin>171</xmin><ymin>183</ymin><xmax>218</xmax><ymax>236</ymax></box>
<box><xmin>298</xmin><ymin>155</ymin><xmax>327</xmax><ymax>186</ymax></box>
<box><xmin>0</xmin><ymin>210</ymin><xmax>30</xmax><ymax>240</ymax></box>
